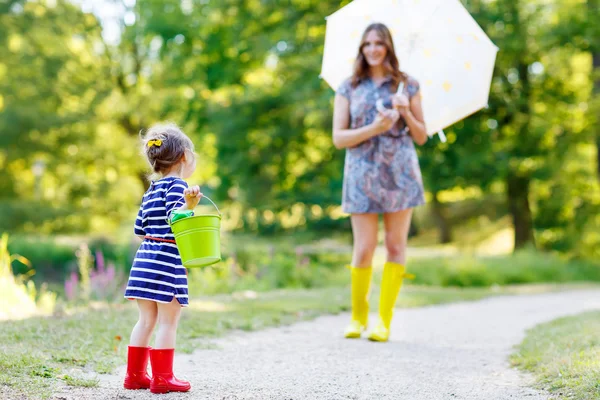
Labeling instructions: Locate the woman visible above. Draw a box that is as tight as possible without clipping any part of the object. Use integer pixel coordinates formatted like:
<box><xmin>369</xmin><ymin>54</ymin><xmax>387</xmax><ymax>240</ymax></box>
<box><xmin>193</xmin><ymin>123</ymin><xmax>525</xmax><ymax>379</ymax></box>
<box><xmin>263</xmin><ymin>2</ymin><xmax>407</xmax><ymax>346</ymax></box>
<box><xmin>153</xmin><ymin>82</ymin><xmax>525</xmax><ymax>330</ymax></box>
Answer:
<box><xmin>333</xmin><ymin>23</ymin><xmax>427</xmax><ymax>342</ymax></box>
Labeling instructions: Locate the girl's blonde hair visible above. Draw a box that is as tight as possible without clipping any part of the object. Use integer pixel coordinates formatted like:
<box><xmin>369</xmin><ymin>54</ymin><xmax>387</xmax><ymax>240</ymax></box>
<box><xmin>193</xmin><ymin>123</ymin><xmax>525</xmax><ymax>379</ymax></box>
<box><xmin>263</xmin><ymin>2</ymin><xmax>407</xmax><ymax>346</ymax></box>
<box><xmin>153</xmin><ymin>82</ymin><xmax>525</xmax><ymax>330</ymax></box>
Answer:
<box><xmin>140</xmin><ymin>122</ymin><xmax>194</xmax><ymax>176</ymax></box>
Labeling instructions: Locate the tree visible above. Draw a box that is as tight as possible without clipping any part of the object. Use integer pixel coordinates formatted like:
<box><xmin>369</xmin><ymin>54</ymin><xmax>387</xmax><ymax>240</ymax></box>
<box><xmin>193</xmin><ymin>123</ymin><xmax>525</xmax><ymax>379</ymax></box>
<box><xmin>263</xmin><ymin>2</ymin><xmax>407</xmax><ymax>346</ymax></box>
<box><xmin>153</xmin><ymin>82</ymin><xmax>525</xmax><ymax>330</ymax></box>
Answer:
<box><xmin>465</xmin><ymin>0</ymin><xmax>591</xmax><ymax>250</ymax></box>
<box><xmin>418</xmin><ymin>117</ymin><xmax>496</xmax><ymax>243</ymax></box>
<box><xmin>0</xmin><ymin>0</ymin><xmax>141</xmax><ymax>233</ymax></box>
<box><xmin>588</xmin><ymin>0</ymin><xmax>600</xmax><ymax>180</ymax></box>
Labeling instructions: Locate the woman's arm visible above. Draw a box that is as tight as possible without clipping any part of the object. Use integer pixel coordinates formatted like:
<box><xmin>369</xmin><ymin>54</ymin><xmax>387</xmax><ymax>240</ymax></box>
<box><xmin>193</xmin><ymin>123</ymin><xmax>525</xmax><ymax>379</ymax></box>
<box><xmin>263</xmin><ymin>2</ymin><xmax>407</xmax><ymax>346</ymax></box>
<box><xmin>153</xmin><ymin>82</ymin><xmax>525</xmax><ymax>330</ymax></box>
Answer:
<box><xmin>332</xmin><ymin>95</ymin><xmax>394</xmax><ymax>149</ymax></box>
<box><xmin>393</xmin><ymin>91</ymin><xmax>428</xmax><ymax>146</ymax></box>
<box><xmin>403</xmin><ymin>92</ymin><xmax>427</xmax><ymax>145</ymax></box>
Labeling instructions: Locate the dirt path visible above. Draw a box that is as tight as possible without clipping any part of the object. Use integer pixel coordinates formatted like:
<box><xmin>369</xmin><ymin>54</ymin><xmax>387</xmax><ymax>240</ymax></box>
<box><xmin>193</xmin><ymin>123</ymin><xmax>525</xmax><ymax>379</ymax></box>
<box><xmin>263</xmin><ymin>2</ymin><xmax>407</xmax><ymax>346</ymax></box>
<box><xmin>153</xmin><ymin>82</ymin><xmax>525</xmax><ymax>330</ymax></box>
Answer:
<box><xmin>53</xmin><ymin>290</ymin><xmax>600</xmax><ymax>399</ymax></box>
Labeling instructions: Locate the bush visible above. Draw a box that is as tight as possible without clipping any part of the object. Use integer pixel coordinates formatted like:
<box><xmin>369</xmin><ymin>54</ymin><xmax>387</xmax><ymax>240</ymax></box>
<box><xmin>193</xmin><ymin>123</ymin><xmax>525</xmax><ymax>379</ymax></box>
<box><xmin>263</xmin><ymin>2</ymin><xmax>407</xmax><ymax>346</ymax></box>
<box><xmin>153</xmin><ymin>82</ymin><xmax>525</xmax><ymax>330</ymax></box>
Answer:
<box><xmin>0</xmin><ymin>233</ymin><xmax>56</xmax><ymax>318</ymax></box>
<box><xmin>6</xmin><ymin>235</ymin><xmax>134</xmax><ymax>283</ymax></box>
<box><xmin>410</xmin><ymin>249</ymin><xmax>600</xmax><ymax>287</ymax></box>
<box><xmin>7</xmin><ymin>236</ymin><xmax>76</xmax><ymax>281</ymax></box>
<box><xmin>187</xmin><ymin>246</ymin><xmax>349</xmax><ymax>296</ymax></box>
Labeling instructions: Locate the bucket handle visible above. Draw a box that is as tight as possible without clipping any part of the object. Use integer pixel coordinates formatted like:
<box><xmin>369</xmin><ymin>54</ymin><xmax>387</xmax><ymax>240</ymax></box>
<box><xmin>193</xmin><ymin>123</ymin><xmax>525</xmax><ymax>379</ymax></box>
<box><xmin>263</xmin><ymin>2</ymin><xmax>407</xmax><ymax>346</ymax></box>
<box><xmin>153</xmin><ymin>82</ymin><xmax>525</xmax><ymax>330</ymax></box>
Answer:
<box><xmin>167</xmin><ymin>195</ymin><xmax>221</xmax><ymax>225</ymax></box>
<box><xmin>199</xmin><ymin>195</ymin><xmax>221</xmax><ymax>216</ymax></box>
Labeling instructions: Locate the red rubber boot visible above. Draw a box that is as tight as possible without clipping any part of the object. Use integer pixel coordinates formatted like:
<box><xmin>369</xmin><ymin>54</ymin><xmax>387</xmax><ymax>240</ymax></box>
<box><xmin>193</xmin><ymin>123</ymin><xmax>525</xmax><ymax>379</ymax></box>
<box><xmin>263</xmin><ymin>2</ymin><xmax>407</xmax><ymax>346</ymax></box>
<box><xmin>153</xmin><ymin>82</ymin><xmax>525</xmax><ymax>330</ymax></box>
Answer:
<box><xmin>149</xmin><ymin>348</ymin><xmax>191</xmax><ymax>394</ymax></box>
<box><xmin>123</xmin><ymin>346</ymin><xmax>152</xmax><ymax>390</ymax></box>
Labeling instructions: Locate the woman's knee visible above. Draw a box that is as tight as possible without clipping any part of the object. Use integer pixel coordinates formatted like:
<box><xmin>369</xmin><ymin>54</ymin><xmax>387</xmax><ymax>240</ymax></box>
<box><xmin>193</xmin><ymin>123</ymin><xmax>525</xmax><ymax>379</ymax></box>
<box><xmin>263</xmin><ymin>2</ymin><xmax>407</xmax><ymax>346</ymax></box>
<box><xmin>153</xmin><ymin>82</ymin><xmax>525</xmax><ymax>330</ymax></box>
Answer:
<box><xmin>353</xmin><ymin>242</ymin><xmax>377</xmax><ymax>266</ymax></box>
<box><xmin>384</xmin><ymin>237</ymin><xmax>406</xmax><ymax>259</ymax></box>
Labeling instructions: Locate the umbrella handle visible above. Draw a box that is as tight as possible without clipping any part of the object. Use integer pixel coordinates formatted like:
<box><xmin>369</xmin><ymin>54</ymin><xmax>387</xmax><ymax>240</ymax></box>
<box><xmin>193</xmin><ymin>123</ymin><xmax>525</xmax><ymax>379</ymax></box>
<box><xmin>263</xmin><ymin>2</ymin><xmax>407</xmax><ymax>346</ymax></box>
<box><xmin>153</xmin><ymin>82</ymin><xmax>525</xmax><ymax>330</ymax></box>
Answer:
<box><xmin>396</xmin><ymin>81</ymin><xmax>405</xmax><ymax>95</ymax></box>
<box><xmin>376</xmin><ymin>99</ymin><xmax>387</xmax><ymax>113</ymax></box>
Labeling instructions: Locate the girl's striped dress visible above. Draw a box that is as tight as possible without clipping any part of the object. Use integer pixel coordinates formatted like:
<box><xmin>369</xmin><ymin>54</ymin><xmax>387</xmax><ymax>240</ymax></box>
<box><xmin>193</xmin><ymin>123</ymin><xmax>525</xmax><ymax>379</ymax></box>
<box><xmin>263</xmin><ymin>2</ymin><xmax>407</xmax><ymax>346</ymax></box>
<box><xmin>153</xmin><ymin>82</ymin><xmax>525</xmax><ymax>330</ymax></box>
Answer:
<box><xmin>125</xmin><ymin>176</ymin><xmax>189</xmax><ymax>306</ymax></box>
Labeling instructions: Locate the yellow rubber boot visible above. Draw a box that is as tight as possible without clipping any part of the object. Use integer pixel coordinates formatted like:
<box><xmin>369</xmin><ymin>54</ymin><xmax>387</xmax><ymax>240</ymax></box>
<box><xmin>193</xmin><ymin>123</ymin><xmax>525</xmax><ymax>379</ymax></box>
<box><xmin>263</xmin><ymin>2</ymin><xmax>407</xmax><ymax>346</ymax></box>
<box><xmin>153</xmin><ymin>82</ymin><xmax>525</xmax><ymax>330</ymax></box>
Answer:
<box><xmin>368</xmin><ymin>262</ymin><xmax>414</xmax><ymax>342</ymax></box>
<box><xmin>344</xmin><ymin>266</ymin><xmax>373</xmax><ymax>339</ymax></box>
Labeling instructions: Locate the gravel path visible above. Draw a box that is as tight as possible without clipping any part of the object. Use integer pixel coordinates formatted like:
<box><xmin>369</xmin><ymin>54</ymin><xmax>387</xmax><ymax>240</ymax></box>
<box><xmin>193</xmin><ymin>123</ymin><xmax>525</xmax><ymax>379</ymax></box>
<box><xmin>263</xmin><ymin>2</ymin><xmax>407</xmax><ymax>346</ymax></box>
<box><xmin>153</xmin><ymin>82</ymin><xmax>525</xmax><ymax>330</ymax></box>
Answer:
<box><xmin>52</xmin><ymin>290</ymin><xmax>600</xmax><ymax>400</ymax></box>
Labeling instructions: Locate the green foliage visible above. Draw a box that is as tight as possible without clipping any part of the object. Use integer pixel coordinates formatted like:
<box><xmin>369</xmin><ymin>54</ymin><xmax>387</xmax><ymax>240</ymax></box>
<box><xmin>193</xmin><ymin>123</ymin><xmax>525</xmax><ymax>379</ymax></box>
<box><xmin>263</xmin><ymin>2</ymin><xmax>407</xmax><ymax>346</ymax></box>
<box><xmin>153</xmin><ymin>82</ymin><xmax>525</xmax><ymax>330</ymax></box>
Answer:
<box><xmin>188</xmin><ymin>246</ymin><xmax>349</xmax><ymax>296</ymax></box>
<box><xmin>0</xmin><ymin>0</ymin><xmax>599</xmax><ymax>259</ymax></box>
<box><xmin>6</xmin><ymin>235</ymin><xmax>133</xmax><ymax>283</ymax></box>
<box><xmin>0</xmin><ymin>233</ymin><xmax>56</xmax><ymax>319</ymax></box>
<box><xmin>7</xmin><ymin>229</ymin><xmax>600</xmax><ymax>298</ymax></box>
<box><xmin>0</xmin><ymin>0</ymin><xmax>148</xmax><ymax>233</ymax></box>
<box><xmin>410</xmin><ymin>250</ymin><xmax>600</xmax><ymax>287</ymax></box>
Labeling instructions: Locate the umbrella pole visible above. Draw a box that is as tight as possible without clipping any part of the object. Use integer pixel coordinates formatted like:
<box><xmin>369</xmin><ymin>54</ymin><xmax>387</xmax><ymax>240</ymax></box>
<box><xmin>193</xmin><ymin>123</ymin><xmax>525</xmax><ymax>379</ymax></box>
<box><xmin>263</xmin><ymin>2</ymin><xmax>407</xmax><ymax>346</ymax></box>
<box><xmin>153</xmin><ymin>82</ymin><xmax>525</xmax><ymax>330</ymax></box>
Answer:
<box><xmin>437</xmin><ymin>130</ymin><xmax>447</xmax><ymax>143</ymax></box>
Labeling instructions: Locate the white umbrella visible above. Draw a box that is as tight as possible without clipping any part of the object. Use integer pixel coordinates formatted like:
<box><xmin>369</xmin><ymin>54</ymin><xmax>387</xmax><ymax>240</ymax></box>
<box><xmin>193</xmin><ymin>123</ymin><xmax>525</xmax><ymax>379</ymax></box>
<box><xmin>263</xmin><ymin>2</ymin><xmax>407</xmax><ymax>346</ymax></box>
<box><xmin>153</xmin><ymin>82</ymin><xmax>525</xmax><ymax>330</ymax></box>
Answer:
<box><xmin>321</xmin><ymin>0</ymin><xmax>499</xmax><ymax>142</ymax></box>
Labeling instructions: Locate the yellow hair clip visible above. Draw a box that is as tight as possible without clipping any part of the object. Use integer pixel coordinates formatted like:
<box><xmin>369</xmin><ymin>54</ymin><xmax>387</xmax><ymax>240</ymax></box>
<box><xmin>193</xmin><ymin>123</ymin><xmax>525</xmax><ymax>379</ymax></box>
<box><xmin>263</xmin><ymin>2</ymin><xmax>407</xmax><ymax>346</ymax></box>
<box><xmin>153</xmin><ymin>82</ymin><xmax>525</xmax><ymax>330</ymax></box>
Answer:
<box><xmin>147</xmin><ymin>139</ymin><xmax>162</xmax><ymax>148</ymax></box>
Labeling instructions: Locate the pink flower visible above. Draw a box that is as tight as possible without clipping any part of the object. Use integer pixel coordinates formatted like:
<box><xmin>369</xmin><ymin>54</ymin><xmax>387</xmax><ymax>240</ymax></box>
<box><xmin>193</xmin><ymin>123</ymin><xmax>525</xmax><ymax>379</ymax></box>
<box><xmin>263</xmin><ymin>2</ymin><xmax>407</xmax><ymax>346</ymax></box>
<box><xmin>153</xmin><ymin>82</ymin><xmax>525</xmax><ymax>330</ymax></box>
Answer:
<box><xmin>64</xmin><ymin>271</ymin><xmax>79</xmax><ymax>301</ymax></box>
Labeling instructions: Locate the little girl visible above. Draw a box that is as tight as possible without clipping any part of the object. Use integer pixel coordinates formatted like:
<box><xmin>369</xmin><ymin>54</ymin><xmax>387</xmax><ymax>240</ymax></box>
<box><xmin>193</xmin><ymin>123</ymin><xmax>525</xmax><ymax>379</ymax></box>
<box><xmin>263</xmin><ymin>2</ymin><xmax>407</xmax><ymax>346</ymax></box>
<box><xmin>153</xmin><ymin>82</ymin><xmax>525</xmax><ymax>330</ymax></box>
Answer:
<box><xmin>123</xmin><ymin>123</ymin><xmax>201</xmax><ymax>394</ymax></box>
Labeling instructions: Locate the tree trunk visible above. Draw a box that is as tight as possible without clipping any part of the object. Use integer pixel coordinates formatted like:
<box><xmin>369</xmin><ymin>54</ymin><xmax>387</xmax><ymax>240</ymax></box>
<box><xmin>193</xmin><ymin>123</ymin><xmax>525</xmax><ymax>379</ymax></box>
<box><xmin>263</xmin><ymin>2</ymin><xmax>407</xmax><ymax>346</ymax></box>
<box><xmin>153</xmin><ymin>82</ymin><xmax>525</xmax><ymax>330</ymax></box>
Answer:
<box><xmin>408</xmin><ymin>218</ymin><xmax>419</xmax><ymax>238</ymax></box>
<box><xmin>431</xmin><ymin>191</ymin><xmax>452</xmax><ymax>244</ymax></box>
<box><xmin>507</xmin><ymin>174</ymin><xmax>535</xmax><ymax>250</ymax></box>
<box><xmin>590</xmin><ymin>0</ymin><xmax>600</xmax><ymax>181</ymax></box>
<box><xmin>593</xmin><ymin>49</ymin><xmax>600</xmax><ymax>180</ymax></box>
<box><xmin>508</xmin><ymin>0</ymin><xmax>535</xmax><ymax>250</ymax></box>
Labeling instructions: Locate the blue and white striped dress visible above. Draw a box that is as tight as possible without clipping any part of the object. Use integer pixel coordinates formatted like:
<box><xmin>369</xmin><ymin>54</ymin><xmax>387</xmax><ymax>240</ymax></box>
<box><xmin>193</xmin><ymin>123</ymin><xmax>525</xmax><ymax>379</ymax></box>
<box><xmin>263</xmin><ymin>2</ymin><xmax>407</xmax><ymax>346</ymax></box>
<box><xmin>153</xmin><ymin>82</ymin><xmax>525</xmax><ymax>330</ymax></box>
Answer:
<box><xmin>125</xmin><ymin>176</ymin><xmax>189</xmax><ymax>307</ymax></box>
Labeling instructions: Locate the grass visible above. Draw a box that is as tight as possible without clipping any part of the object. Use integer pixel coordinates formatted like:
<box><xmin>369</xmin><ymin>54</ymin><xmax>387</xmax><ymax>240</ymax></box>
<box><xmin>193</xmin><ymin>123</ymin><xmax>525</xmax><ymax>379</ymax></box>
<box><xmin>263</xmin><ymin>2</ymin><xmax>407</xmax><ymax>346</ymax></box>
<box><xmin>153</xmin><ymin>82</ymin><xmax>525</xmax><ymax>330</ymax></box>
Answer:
<box><xmin>62</xmin><ymin>375</ymin><xmax>99</xmax><ymax>388</ymax></box>
<box><xmin>0</xmin><ymin>283</ymin><xmax>583</xmax><ymax>399</ymax></box>
<box><xmin>511</xmin><ymin>310</ymin><xmax>600</xmax><ymax>399</ymax></box>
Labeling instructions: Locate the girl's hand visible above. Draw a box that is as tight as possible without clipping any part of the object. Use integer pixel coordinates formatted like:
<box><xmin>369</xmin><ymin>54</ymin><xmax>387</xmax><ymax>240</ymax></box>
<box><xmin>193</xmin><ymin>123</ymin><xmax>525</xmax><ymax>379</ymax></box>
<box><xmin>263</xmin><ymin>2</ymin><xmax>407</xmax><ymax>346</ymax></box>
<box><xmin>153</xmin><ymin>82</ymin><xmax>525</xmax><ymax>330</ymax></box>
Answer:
<box><xmin>183</xmin><ymin>185</ymin><xmax>203</xmax><ymax>209</ymax></box>
<box><xmin>392</xmin><ymin>93</ymin><xmax>410</xmax><ymax>116</ymax></box>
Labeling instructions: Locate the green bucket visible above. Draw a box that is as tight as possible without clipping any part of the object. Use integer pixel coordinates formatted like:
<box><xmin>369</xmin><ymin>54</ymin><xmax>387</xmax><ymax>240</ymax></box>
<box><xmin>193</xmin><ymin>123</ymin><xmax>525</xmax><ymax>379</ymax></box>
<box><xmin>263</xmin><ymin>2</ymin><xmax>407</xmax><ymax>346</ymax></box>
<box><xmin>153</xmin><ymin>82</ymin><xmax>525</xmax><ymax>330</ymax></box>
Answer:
<box><xmin>169</xmin><ymin>196</ymin><xmax>221</xmax><ymax>268</ymax></box>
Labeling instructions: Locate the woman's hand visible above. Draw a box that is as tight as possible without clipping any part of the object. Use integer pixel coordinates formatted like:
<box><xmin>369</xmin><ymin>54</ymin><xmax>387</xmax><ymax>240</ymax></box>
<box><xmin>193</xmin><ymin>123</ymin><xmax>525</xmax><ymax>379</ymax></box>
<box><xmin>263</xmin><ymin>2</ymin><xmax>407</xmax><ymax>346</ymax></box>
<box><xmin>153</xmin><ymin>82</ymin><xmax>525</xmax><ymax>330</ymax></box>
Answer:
<box><xmin>392</xmin><ymin>93</ymin><xmax>410</xmax><ymax>116</ymax></box>
<box><xmin>183</xmin><ymin>185</ymin><xmax>203</xmax><ymax>209</ymax></box>
<box><xmin>373</xmin><ymin>109</ymin><xmax>400</xmax><ymax>134</ymax></box>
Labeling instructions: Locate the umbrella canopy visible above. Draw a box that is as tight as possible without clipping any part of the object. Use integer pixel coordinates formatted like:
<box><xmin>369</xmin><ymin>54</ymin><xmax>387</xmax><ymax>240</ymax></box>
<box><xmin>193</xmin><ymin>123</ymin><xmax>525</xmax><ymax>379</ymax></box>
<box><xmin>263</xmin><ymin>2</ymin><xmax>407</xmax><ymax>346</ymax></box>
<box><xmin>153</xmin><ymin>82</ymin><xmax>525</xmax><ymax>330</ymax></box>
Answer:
<box><xmin>321</xmin><ymin>0</ymin><xmax>498</xmax><ymax>138</ymax></box>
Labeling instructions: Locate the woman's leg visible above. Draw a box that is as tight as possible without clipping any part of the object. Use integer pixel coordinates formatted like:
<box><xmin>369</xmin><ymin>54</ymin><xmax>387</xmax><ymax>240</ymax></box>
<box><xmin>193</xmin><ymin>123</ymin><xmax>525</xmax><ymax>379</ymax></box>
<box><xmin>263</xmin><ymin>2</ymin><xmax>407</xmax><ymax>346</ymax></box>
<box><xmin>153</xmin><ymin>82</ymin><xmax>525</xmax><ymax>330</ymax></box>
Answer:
<box><xmin>368</xmin><ymin>208</ymin><xmax>414</xmax><ymax>342</ymax></box>
<box><xmin>344</xmin><ymin>213</ymin><xmax>379</xmax><ymax>338</ymax></box>
<box><xmin>350</xmin><ymin>213</ymin><xmax>379</xmax><ymax>267</ymax></box>
<box><xmin>383</xmin><ymin>208</ymin><xmax>412</xmax><ymax>265</ymax></box>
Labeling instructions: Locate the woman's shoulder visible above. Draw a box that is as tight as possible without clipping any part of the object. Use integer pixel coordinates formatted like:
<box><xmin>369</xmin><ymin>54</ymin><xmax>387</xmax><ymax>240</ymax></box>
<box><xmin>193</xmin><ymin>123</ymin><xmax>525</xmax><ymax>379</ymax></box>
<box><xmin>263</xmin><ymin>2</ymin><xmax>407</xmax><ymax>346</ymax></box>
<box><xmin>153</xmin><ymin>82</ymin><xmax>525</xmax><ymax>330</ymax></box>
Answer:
<box><xmin>404</xmin><ymin>74</ymin><xmax>420</xmax><ymax>97</ymax></box>
<box><xmin>336</xmin><ymin>76</ymin><xmax>354</xmax><ymax>98</ymax></box>
<box><xmin>340</xmin><ymin>76</ymin><xmax>353</xmax><ymax>86</ymax></box>
<box><xmin>403</xmin><ymin>74</ymin><xmax>419</xmax><ymax>86</ymax></box>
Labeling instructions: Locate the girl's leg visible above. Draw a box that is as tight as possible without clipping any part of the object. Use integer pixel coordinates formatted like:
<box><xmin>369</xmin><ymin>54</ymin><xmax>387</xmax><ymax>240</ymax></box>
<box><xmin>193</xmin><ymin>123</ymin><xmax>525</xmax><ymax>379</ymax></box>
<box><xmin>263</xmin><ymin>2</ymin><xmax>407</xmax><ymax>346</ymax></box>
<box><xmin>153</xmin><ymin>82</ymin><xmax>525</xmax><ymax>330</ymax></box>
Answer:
<box><xmin>154</xmin><ymin>297</ymin><xmax>182</xmax><ymax>349</ymax></box>
<box><xmin>368</xmin><ymin>208</ymin><xmax>414</xmax><ymax>342</ymax></box>
<box><xmin>129</xmin><ymin>299</ymin><xmax>158</xmax><ymax>347</ymax></box>
<box><xmin>124</xmin><ymin>299</ymin><xmax>157</xmax><ymax>390</ymax></box>
<box><xmin>149</xmin><ymin>297</ymin><xmax>190</xmax><ymax>394</ymax></box>
<box><xmin>344</xmin><ymin>213</ymin><xmax>378</xmax><ymax>338</ymax></box>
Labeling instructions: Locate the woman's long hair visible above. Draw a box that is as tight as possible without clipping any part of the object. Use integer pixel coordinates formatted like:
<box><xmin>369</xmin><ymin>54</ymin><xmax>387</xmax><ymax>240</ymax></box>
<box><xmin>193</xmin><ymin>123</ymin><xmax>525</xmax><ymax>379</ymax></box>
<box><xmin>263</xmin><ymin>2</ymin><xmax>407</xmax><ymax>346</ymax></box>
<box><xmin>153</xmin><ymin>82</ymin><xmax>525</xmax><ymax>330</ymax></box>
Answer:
<box><xmin>351</xmin><ymin>23</ymin><xmax>407</xmax><ymax>92</ymax></box>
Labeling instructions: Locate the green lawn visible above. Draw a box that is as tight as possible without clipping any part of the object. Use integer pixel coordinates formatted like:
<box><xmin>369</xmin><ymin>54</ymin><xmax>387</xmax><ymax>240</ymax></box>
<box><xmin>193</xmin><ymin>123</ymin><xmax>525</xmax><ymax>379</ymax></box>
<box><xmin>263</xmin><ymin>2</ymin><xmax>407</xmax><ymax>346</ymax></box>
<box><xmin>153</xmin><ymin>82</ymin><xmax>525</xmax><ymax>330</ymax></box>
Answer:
<box><xmin>0</xmin><ymin>283</ymin><xmax>583</xmax><ymax>399</ymax></box>
<box><xmin>511</xmin><ymin>310</ymin><xmax>600</xmax><ymax>399</ymax></box>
